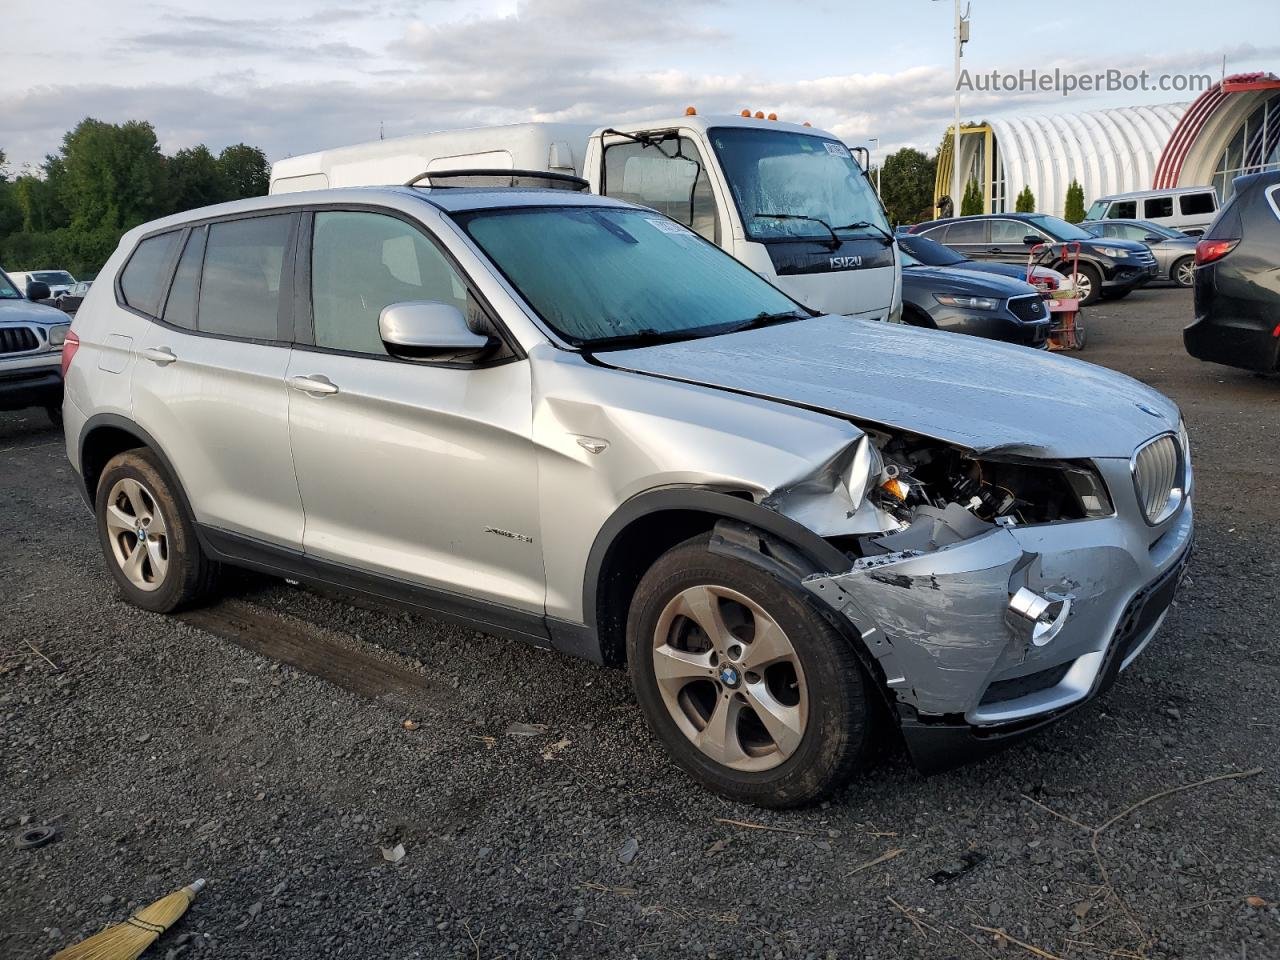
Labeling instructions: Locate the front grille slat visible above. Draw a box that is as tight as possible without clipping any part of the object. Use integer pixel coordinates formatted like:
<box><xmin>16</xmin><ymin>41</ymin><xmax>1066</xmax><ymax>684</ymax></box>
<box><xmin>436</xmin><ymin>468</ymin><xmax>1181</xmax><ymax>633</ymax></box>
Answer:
<box><xmin>0</xmin><ymin>326</ymin><xmax>40</xmax><ymax>355</ymax></box>
<box><xmin>1133</xmin><ymin>434</ymin><xmax>1181</xmax><ymax>523</ymax></box>
<box><xmin>1007</xmin><ymin>295</ymin><xmax>1047</xmax><ymax>323</ymax></box>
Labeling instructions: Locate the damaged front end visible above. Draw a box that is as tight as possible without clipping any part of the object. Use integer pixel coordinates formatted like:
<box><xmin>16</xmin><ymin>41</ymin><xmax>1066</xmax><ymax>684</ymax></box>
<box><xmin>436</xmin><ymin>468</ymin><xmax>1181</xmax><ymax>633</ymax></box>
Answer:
<box><xmin>762</xmin><ymin>424</ymin><xmax>1192</xmax><ymax>772</ymax></box>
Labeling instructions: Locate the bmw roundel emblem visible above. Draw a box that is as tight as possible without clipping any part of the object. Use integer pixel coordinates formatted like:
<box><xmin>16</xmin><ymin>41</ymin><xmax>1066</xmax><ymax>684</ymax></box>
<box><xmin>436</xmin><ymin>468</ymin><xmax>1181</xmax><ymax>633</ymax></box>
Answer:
<box><xmin>718</xmin><ymin>666</ymin><xmax>740</xmax><ymax>686</ymax></box>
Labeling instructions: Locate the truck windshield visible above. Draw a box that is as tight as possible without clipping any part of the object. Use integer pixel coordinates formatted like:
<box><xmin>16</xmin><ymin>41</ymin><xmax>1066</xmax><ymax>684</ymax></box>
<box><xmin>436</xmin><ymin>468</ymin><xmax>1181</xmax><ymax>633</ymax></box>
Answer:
<box><xmin>708</xmin><ymin>127</ymin><xmax>890</xmax><ymax>243</ymax></box>
<box><xmin>456</xmin><ymin>206</ymin><xmax>807</xmax><ymax>348</ymax></box>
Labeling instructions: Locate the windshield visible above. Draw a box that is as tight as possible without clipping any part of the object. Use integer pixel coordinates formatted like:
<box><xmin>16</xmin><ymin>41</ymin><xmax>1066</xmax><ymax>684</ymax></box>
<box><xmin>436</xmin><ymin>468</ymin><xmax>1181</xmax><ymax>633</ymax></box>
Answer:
<box><xmin>1131</xmin><ymin>220</ymin><xmax>1185</xmax><ymax>239</ymax></box>
<box><xmin>0</xmin><ymin>272</ymin><xmax>20</xmax><ymax>299</ymax></box>
<box><xmin>456</xmin><ymin>206</ymin><xmax>805</xmax><ymax>347</ymax></box>
<box><xmin>1028</xmin><ymin>215</ymin><xmax>1095</xmax><ymax>241</ymax></box>
<box><xmin>1085</xmin><ymin>200</ymin><xmax>1108</xmax><ymax>220</ymax></box>
<box><xmin>32</xmin><ymin>271</ymin><xmax>74</xmax><ymax>284</ymax></box>
<box><xmin>707</xmin><ymin>127</ymin><xmax>890</xmax><ymax>243</ymax></box>
<box><xmin>898</xmin><ymin>234</ymin><xmax>966</xmax><ymax>266</ymax></box>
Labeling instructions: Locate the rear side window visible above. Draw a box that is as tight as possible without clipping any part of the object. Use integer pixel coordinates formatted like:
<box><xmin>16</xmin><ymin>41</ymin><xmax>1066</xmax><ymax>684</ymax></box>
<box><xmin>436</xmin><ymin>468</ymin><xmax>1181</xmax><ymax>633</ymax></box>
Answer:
<box><xmin>1204</xmin><ymin>193</ymin><xmax>1244</xmax><ymax>240</ymax></box>
<box><xmin>198</xmin><ymin>215</ymin><xmax>292</xmax><ymax>340</ymax></box>
<box><xmin>1179</xmin><ymin>192</ymin><xmax>1216</xmax><ymax>215</ymax></box>
<box><xmin>1144</xmin><ymin>196</ymin><xmax>1173</xmax><ymax>219</ymax></box>
<box><xmin>163</xmin><ymin>227</ymin><xmax>207</xmax><ymax>330</ymax></box>
<box><xmin>943</xmin><ymin>220</ymin><xmax>985</xmax><ymax>243</ymax></box>
<box><xmin>120</xmin><ymin>231</ymin><xmax>180</xmax><ymax>317</ymax></box>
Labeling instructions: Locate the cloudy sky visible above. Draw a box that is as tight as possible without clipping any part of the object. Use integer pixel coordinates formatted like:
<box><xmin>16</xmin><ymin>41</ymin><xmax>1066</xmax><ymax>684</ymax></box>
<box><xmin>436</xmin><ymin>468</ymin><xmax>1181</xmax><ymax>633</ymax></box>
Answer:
<box><xmin>3</xmin><ymin>0</ymin><xmax>1276</xmax><ymax>172</ymax></box>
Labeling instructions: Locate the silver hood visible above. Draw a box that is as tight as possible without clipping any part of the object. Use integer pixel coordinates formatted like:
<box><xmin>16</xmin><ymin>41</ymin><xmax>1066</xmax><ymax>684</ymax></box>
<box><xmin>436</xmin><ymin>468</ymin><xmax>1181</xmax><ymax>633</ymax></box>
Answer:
<box><xmin>0</xmin><ymin>297</ymin><xmax>68</xmax><ymax>325</ymax></box>
<box><xmin>601</xmin><ymin>316</ymin><xmax>1179</xmax><ymax>459</ymax></box>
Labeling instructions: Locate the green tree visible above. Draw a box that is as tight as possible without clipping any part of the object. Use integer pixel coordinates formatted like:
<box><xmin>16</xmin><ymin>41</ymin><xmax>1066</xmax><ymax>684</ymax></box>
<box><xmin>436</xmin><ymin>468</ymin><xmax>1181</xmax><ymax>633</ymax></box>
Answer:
<box><xmin>960</xmin><ymin>177</ymin><xmax>983</xmax><ymax>216</ymax></box>
<box><xmin>58</xmin><ymin>118</ymin><xmax>167</xmax><ymax>232</ymax></box>
<box><xmin>1064</xmin><ymin>179</ymin><xmax>1086</xmax><ymax>223</ymax></box>
<box><xmin>1014</xmin><ymin>185</ymin><xmax>1036</xmax><ymax>213</ymax></box>
<box><xmin>218</xmin><ymin>144</ymin><xmax>270</xmax><ymax>199</ymax></box>
<box><xmin>168</xmin><ymin>145</ymin><xmax>229</xmax><ymax>212</ymax></box>
<box><xmin>878</xmin><ymin>147</ymin><xmax>936</xmax><ymax>226</ymax></box>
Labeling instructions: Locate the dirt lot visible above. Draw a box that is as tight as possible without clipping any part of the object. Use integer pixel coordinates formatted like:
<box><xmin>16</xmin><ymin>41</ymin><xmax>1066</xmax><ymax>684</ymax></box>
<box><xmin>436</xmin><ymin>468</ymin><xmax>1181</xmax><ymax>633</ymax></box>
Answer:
<box><xmin>3</xmin><ymin>286</ymin><xmax>1277</xmax><ymax>959</ymax></box>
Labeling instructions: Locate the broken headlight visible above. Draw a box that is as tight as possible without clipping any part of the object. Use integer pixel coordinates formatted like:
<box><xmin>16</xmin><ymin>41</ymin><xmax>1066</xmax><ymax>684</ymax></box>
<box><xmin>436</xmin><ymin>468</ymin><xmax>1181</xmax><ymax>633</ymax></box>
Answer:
<box><xmin>1062</xmin><ymin>465</ymin><xmax>1114</xmax><ymax>518</ymax></box>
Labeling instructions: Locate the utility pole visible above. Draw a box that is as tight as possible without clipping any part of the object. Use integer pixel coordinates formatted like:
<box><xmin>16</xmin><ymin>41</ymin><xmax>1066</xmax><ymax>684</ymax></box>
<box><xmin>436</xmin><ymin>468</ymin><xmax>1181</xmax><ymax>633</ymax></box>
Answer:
<box><xmin>953</xmin><ymin>1</ymin><xmax>971</xmax><ymax>211</ymax></box>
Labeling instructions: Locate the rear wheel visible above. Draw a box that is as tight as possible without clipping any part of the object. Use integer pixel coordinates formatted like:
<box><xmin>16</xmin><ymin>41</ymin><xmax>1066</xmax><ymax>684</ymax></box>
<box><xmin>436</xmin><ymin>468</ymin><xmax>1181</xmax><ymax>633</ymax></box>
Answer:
<box><xmin>95</xmin><ymin>449</ymin><xmax>219</xmax><ymax>613</ymax></box>
<box><xmin>1171</xmin><ymin>256</ymin><xmax>1194</xmax><ymax>288</ymax></box>
<box><xmin>627</xmin><ymin>536</ymin><xmax>875</xmax><ymax>807</ymax></box>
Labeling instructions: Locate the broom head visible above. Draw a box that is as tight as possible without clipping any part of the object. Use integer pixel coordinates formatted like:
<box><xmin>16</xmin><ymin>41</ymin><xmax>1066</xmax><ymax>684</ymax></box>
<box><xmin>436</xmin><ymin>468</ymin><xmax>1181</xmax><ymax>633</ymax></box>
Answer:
<box><xmin>51</xmin><ymin>879</ymin><xmax>205</xmax><ymax>960</ymax></box>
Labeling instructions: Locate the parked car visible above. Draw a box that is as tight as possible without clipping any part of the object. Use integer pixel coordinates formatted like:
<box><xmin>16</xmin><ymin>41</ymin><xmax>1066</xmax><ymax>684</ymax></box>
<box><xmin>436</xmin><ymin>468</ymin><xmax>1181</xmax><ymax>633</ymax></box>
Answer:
<box><xmin>1085</xmin><ymin>187</ymin><xmax>1218</xmax><ymax>237</ymax></box>
<box><xmin>1</xmin><ymin>268</ymin><xmax>71</xmax><ymax>425</ymax></box>
<box><xmin>896</xmin><ymin>233</ymin><xmax>1067</xmax><ymax>289</ymax></box>
<box><xmin>8</xmin><ymin>269</ymin><xmax>76</xmax><ymax>299</ymax></box>
<box><xmin>898</xmin><ymin>243</ymin><xmax>1051</xmax><ymax>346</ymax></box>
<box><xmin>65</xmin><ymin>188</ymin><xmax>1192</xmax><ymax>807</ymax></box>
<box><xmin>1184</xmin><ymin>170</ymin><xmax>1280</xmax><ymax>373</ymax></box>
<box><xmin>909</xmin><ymin>213</ymin><xmax>1158</xmax><ymax>305</ymax></box>
<box><xmin>1083</xmin><ymin>220</ymin><xmax>1198</xmax><ymax>287</ymax></box>
<box><xmin>56</xmin><ymin>280</ymin><xmax>93</xmax><ymax>315</ymax></box>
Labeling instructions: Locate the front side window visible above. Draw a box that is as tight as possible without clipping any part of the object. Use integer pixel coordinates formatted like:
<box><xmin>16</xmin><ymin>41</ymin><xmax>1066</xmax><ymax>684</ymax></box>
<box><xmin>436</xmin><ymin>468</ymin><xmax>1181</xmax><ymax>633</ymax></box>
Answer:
<box><xmin>1144</xmin><ymin>196</ymin><xmax>1174</xmax><ymax>219</ymax></box>
<box><xmin>708</xmin><ymin>127</ymin><xmax>889</xmax><ymax>243</ymax></box>
<box><xmin>0</xmin><ymin>272</ymin><xmax>20</xmax><ymax>299</ymax></box>
<box><xmin>603</xmin><ymin>135</ymin><xmax>720</xmax><ymax>243</ymax></box>
<box><xmin>120</xmin><ymin>231</ymin><xmax>181</xmax><ymax>317</ymax></box>
<box><xmin>311</xmin><ymin>211</ymin><xmax>469</xmax><ymax>355</ymax></box>
<box><xmin>457</xmin><ymin>205</ymin><xmax>803</xmax><ymax>347</ymax></box>
<box><xmin>1180</xmin><ymin>192</ymin><xmax>1216</xmax><ymax>215</ymax></box>
<box><xmin>991</xmin><ymin>220</ymin><xmax>1034</xmax><ymax>245</ymax></box>
<box><xmin>198</xmin><ymin>214</ymin><xmax>292</xmax><ymax>340</ymax></box>
<box><xmin>1110</xmin><ymin>200</ymin><xmax>1137</xmax><ymax>219</ymax></box>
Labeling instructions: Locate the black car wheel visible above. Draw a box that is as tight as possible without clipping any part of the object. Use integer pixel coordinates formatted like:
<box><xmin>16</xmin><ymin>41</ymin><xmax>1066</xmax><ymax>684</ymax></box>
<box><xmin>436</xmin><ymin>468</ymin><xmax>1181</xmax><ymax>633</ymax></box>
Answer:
<box><xmin>1064</xmin><ymin>262</ymin><xmax>1103</xmax><ymax>306</ymax></box>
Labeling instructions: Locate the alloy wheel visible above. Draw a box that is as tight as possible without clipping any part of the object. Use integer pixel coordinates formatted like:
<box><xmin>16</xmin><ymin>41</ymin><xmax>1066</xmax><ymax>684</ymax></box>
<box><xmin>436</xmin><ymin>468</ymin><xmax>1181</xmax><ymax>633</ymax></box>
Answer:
<box><xmin>651</xmin><ymin>584</ymin><xmax>808</xmax><ymax>772</ymax></box>
<box><xmin>1174</xmin><ymin>259</ymin><xmax>1195</xmax><ymax>287</ymax></box>
<box><xmin>1068</xmin><ymin>271</ymin><xmax>1093</xmax><ymax>301</ymax></box>
<box><xmin>104</xmin><ymin>477</ymin><xmax>169</xmax><ymax>591</ymax></box>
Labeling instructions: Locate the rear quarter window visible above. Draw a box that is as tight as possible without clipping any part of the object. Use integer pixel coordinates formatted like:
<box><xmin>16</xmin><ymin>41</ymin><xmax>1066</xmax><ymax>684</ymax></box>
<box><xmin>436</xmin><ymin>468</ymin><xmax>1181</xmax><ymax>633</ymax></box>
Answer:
<box><xmin>1179</xmin><ymin>192</ymin><xmax>1216</xmax><ymax>215</ymax></box>
<box><xmin>119</xmin><ymin>231</ymin><xmax>181</xmax><ymax>317</ymax></box>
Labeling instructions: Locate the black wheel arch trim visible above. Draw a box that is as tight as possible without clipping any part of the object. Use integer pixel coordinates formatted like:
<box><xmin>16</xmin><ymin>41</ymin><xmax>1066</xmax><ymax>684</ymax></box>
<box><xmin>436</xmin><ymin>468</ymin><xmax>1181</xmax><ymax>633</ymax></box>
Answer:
<box><xmin>582</xmin><ymin>485</ymin><xmax>852</xmax><ymax>638</ymax></box>
<box><xmin>76</xmin><ymin>413</ymin><xmax>197</xmax><ymax>517</ymax></box>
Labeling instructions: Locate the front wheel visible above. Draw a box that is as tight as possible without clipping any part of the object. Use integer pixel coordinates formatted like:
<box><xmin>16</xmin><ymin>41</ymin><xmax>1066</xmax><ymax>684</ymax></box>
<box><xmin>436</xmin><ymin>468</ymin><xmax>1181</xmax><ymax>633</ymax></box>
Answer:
<box><xmin>1064</xmin><ymin>262</ymin><xmax>1103</xmax><ymax>306</ymax></box>
<box><xmin>626</xmin><ymin>535</ymin><xmax>876</xmax><ymax>807</ymax></box>
<box><xmin>1171</xmin><ymin>256</ymin><xmax>1194</xmax><ymax>288</ymax></box>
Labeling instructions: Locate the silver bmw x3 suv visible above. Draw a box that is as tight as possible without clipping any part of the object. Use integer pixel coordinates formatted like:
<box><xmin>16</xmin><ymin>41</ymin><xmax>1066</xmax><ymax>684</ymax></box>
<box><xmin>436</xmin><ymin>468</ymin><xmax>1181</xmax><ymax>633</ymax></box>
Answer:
<box><xmin>64</xmin><ymin>185</ymin><xmax>1192</xmax><ymax>807</ymax></box>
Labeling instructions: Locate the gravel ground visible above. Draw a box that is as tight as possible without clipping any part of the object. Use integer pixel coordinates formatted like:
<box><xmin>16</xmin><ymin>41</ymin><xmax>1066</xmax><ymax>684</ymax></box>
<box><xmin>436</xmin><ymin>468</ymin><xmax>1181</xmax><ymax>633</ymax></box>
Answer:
<box><xmin>2</xmin><ymin>286</ymin><xmax>1277</xmax><ymax>959</ymax></box>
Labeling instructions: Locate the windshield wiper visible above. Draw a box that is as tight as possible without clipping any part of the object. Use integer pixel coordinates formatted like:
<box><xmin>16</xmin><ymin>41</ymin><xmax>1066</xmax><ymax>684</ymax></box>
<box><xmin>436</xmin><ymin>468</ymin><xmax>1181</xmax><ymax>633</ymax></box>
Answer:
<box><xmin>830</xmin><ymin>220</ymin><xmax>896</xmax><ymax>245</ymax></box>
<box><xmin>725</xmin><ymin>310</ymin><xmax>811</xmax><ymax>334</ymax></box>
<box><xmin>580</xmin><ymin>327</ymin><xmax>708</xmax><ymax>352</ymax></box>
<box><xmin>752</xmin><ymin>212</ymin><xmax>841</xmax><ymax>250</ymax></box>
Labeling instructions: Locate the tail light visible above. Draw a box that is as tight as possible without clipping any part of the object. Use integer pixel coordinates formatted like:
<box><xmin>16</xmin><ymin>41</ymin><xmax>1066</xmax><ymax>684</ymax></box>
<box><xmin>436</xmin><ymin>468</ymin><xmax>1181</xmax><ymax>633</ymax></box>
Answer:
<box><xmin>61</xmin><ymin>329</ymin><xmax>80</xmax><ymax>378</ymax></box>
<box><xmin>1194</xmin><ymin>238</ymin><xmax>1238</xmax><ymax>266</ymax></box>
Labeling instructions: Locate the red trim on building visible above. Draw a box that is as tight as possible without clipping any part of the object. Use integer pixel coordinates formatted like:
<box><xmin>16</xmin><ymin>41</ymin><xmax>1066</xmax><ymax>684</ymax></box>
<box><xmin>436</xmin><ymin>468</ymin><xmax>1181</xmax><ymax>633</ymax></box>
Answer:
<box><xmin>1153</xmin><ymin>73</ymin><xmax>1280</xmax><ymax>189</ymax></box>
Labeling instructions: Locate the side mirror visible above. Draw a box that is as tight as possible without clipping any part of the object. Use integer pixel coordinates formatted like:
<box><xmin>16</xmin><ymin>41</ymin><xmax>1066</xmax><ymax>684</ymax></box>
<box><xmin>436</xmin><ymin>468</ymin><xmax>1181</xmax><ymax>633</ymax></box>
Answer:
<box><xmin>379</xmin><ymin>301</ymin><xmax>494</xmax><ymax>361</ymax></box>
<box><xmin>1022</xmin><ymin>235</ymin><xmax>1041</xmax><ymax>246</ymax></box>
<box><xmin>26</xmin><ymin>281</ymin><xmax>51</xmax><ymax>301</ymax></box>
<box><xmin>1144</xmin><ymin>235</ymin><xmax>1163</xmax><ymax>244</ymax></box>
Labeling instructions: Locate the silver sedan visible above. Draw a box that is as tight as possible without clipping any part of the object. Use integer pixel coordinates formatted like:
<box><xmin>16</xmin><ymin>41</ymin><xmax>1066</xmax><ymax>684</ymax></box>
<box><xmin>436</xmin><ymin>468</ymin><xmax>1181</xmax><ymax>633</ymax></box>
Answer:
<box><xmin>1085</xmin><ymin>219</ymin><xmax>1198</xmax><ymax>287</ymax></box>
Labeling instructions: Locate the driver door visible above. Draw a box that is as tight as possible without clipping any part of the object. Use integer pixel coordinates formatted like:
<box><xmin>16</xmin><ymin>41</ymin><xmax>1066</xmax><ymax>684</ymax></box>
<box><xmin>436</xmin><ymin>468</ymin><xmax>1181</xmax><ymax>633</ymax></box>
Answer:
<box><xmin>285</xmin><ymin>207</ymin><xmax>545</xmax><ymax>613</ymax></box>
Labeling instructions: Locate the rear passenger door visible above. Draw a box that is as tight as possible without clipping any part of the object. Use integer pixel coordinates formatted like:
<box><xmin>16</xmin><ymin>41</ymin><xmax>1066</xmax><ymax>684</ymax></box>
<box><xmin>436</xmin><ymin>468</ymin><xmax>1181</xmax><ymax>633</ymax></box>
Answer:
<box><xmin>285</xmin><ymin>206</ymin><xmax>545</xmax><ymax>614</ymax></box>
<box><xmin>130</xmin><ymin>213</ymin><xmax>304</xmax><ymax>548</ymax></box>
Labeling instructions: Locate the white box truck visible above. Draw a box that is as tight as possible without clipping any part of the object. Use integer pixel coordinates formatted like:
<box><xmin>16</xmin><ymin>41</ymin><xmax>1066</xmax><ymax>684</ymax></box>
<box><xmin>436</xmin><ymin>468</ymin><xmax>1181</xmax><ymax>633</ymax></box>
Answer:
<box><xmin>270</xmin><ymin>113</ymin><xmax>901</xmax><ymax>322</ymax></box>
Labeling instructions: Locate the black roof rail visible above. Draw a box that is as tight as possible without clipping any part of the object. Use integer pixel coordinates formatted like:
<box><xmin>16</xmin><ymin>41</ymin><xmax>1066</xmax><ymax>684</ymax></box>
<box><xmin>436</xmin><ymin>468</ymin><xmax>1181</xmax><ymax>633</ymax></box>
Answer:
<box><xmin>404</xmin><ymin>169</ymin><xmax>590</xmax><ymax>191</ymax></box>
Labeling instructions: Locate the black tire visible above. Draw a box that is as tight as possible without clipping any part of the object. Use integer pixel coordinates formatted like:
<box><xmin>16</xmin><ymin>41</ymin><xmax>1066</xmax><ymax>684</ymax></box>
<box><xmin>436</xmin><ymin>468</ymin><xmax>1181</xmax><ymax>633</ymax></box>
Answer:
<box><xmin>1062</xmin><ymin>261</ymin><xmax>1103</xmax><ymax>306</ymax></box>
<box><xmin>626</xmin><ymin>535</ymin><xmax>876</xmax><ymax>808</ymax></box>
<box><xmin>95</xmin><ymin>448</ymin><xmax>220</xmax><ymax>613</ymax></box>
<box><xmin>1171</xmin><ymin>256</ymin><xmax>1194</xmax><ymax>288</ymax></box>
<box><xmin>902</xmin><ymin>305</ymin><xmax>937</xmax><ymax>329</ymax></box>
<box><xmin>45</xmin><ymin>405</ymin><xmax>63</xmax><ymax>428</ymax></box>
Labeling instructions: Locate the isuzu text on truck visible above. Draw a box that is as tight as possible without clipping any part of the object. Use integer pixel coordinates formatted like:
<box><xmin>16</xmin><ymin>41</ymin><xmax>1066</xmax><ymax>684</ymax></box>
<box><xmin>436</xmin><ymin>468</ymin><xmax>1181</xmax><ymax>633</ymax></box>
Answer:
<box><xmin>270</xmin><ymin>112</ymin><xmax>901</xmax><ymax>322</ymax></box>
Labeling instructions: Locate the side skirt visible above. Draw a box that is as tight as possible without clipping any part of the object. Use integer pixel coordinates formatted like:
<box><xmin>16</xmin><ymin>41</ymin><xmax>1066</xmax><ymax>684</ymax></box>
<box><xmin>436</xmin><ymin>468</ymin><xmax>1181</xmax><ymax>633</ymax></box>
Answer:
<box><xmin>196</xmin><ymin>525</ymin><xmax>601</xmax><ymax>664</ymax></box>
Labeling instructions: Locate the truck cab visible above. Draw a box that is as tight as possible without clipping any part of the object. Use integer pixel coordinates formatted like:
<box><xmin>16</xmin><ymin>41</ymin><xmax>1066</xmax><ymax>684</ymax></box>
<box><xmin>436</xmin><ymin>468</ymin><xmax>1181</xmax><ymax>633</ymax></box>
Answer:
<box><xmin>270</xmin><ymin>115</ymin><xmax>900</xmax><ymax>323</ymax></box>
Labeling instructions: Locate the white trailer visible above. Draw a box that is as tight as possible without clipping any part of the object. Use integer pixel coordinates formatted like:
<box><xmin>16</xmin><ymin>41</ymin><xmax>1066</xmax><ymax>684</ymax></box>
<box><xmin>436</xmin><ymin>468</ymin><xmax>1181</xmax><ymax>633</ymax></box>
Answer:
<box><xmin>271</xmin><ymin>114</ymin><xmax>901</xmax><ymax>322</ymax></box>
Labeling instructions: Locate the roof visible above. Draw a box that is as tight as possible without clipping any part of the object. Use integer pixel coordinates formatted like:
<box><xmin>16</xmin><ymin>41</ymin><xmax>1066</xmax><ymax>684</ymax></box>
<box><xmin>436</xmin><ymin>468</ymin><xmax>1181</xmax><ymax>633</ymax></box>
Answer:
<box><xmin>1092</xmin><ymin>186</ymin><xmax>1216</xmax><ymax>201</ymax></box>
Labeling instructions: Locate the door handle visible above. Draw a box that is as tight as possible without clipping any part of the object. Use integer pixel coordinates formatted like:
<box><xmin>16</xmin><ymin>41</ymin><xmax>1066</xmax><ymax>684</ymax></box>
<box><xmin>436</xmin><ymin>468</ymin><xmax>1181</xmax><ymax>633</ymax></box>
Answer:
<box><xmin>140</xmin><ymin>346</ymin><xmax>177</xmax><ymax>366</ymax></box>
<box><xmin>287</xmin><ymin>374</ymin><xmax>339</xmax><ymax>396</ymax></box>
<box><xmin>987</xmin><ymin>247</ymin><xmax>1003</xmax><ymax>254</ymax></box>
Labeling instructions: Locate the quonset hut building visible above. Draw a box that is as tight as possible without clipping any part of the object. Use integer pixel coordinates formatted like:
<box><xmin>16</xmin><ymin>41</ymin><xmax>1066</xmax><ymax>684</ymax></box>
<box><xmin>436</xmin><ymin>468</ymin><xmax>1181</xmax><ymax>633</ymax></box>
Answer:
<box><xmin>934</xmin><ymin>72</ymin><xmax>1280</xmax><ymax>218</ymax></box>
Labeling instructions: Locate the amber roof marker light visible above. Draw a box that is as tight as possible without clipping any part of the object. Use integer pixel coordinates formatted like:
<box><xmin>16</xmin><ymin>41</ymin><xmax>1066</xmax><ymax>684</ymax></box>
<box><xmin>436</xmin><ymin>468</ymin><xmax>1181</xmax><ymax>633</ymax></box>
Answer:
<box><xmin>684</xmin><ymin>106</ymin><xmax>697</xmax><ymax>116</ymax></box>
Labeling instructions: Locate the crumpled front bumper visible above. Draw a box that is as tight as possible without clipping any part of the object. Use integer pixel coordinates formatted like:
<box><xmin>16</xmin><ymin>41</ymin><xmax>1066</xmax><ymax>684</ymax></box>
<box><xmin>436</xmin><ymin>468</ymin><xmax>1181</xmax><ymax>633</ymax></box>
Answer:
<box><xmin>802</xmin><ymin>459</ymin><xmax>1193</xmax><ymax>771</ymax></box>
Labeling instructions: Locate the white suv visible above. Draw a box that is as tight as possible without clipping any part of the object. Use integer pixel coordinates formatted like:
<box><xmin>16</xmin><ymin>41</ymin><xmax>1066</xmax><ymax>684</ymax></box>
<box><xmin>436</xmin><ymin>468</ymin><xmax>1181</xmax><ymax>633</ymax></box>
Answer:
<box><xmin>64</xmin><ymin>185</ymin><xmax>1193</xmax><ymax>807</ymax></box>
